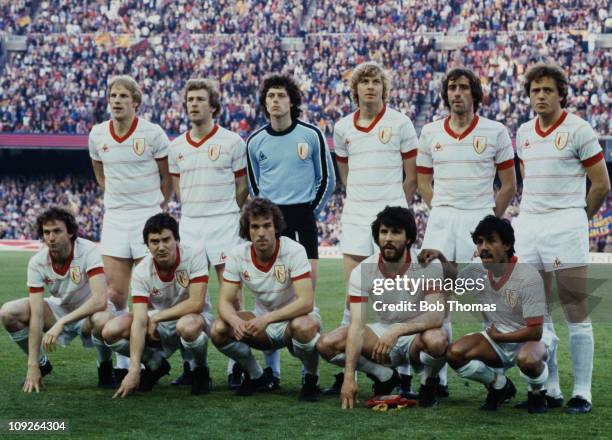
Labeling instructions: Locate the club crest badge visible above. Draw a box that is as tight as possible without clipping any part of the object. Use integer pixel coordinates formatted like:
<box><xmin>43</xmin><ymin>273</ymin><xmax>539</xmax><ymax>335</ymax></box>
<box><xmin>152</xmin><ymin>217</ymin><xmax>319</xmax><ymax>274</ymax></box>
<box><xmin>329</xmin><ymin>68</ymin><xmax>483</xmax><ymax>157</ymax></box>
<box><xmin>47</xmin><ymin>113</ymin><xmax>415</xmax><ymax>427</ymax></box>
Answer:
<box><xmin>176</xmin><ymin>270</ymin><xmax>189</xmax><ymax>288</ymax></box>
<box><xmin>434</xmin><ymin>142</ymin><xmax>442</xmax><ymax>152</ymax></box>
<box><xmin>473</xmin><ymin>136</ymin><xmax>487</xmax><ymax>154</ymax></box>
<box><xmin>177</xmin><ymin>153</ymin><xmax>184</xmax><ymax>162</ymax></box>
<box><xmin>297</xmin><ymin>143</ymin><xmax>309</xmax><ymax>160</ymax></box>
<box><xmin>133</xmin><ymin>138</ymin><xmax>145</xmax><ymax>156</ymax></box>
<box><xmin>554</xmin><ymin>132</ymin><xmax>569</xmax><ymax>150</ymax></box>
<box><xmin>505</xmin><ymin>289</ymin><xmax>518</xmax><ymax>308</ymax></box>
<box><xmin>101</xmin><ymin>144</ymin><xmax>110</xmax><ymax>153</ymax></box>
<box><xmin>243</xmin><ymin>270</ymin><xmax>251</xmax><ymax>281</ymax></box>
<box><xmin>151</xmin><ymin>288</ymin><xmax>161</xmax><ymax>297</ymax></box>
<box><xmin>378</xmin><ymin>127</ymin><xmax>391</xmax><ymax>144</ymax></box>
<box><xmin>523</xmin><ymin>140</ymin><xmax>531</xmax><ymax>149</ymax></box>
<box><xmin>70</xmin><ymin>267</ymin><xmax>82</xmax><ymax>284</ymax></box>
<box><xmin>208</xmin><ymin>145</ymin><xmax>220</xmax><ymax>161</ymax></box>
<box><xmin>274</xmin><ymin>264</ymin><xmax>287</xmax><ymax>283</ymax></box>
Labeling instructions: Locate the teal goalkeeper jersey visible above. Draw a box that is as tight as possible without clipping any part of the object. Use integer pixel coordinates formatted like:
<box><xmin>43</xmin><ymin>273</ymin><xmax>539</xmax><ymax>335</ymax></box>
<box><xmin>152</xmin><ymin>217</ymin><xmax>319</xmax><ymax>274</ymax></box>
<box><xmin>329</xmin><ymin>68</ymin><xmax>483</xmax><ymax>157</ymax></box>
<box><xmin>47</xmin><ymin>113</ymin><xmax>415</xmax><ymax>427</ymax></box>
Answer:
<box><xmin>246</xmin><ymin>119</ymin><xmax>336</xmax><ymax>215</ymax></box>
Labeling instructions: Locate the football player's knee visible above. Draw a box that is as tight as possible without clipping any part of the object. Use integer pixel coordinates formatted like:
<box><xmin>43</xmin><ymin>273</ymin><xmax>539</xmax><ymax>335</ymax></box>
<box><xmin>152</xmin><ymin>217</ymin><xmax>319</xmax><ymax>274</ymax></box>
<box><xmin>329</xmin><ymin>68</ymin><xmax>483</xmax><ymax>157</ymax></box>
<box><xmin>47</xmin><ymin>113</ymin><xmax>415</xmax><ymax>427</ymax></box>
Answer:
<box><xmin>445</xmin><ymin>342</ymin><xmax>467</xmax><ymax>368</ymax></box>
<box><xmin>0</xmin><ymin>301</ymin><xmax>21</xmax><ymax>328</ymax></box>
<box><xmin>289</xmin><ymin>316</ymin><xmax>318</xmax><ymax>342</ymax></box>
<box><xmin>210</xmin><ymin>319</ymin><xmax>230</xmax><ymax>345</ymax></box>
<box><xmin>90</xmin><ymin>311</ymin><xmax>112</xmax><ymax>335</ymax></box>
<box><xmin>316</xmin><ymin>333</ymin><xmax>341</xmax><ymax>360</ymax></box>
<box><xmin>176</xmin><ymin>315</ymin><xmax>204</xmax><ymax>341</ymax></box>
<box><xmin>516</xmin><ymin>351</ymin><xmax>541</xmax><ymax>373</ymax></box>
<box><xmin>426</xmin><ymin>336</ymin><xmax>449</xmax><ymax>358</ymax></box>
<box><xmin>101</xmin><ymin>320</ymin><xmax>123</xmax><ymax>343</ymax></box>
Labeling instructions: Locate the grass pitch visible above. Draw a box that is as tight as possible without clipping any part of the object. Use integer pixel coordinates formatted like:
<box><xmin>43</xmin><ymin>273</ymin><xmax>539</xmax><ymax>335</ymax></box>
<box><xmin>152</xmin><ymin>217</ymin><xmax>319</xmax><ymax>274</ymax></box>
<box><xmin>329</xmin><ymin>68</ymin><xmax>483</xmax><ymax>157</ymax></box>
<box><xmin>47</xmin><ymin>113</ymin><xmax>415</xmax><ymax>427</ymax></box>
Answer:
<box><xmin>0</xmin><ymin>252</ymin><xmax>610</xmax><ymax>439</ymax></box>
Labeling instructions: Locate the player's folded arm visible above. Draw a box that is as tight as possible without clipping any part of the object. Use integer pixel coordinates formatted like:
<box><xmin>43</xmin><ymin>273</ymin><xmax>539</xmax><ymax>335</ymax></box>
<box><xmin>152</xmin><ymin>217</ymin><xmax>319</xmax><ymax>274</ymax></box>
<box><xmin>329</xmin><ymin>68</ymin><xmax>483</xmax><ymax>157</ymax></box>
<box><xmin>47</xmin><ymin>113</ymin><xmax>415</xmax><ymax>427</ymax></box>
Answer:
<box><xmin>398</xmin><ymin>292</ymin><xmax>446</xmax><ymax>336</ymax></box>
<box><xmin>263</xmin><ymin>273</ymin><xmax>314</xmax><ymax>324</ymax></box>
<box><xmin>217</xmin><ymin>278</ymin><xmax>242</xmax><ymax>324</ymax></box>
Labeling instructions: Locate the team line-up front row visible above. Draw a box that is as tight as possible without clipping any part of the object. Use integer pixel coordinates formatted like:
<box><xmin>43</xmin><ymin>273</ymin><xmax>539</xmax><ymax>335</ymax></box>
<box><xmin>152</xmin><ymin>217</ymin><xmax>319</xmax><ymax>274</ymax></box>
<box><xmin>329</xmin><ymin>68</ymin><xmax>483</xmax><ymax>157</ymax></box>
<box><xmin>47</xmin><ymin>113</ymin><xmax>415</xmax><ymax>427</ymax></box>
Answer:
<box><xmin>2</xmin><ymin>202</ymin><xmax>558</xmax><ymax>414</ymax></box>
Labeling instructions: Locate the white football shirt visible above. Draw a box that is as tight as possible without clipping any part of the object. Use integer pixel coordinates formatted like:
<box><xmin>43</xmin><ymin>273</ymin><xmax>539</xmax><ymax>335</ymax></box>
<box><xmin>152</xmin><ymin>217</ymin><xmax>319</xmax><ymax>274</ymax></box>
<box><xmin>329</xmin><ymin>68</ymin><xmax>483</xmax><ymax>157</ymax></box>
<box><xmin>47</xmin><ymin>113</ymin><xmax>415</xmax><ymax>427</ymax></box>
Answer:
<box><xmin>89</xmin><ymin>117</ymin><xmax>170</xmax><ymax>210</ymax></box>
<box><xmin>131</xmin><ymin>243</ymin><xmax>211</xmax><ymax>316</ymax></box>
<box><xmin>334</xmin><ymin>106</ymin><xmax>418</xmax><ymax>226</ymax></box>
<box><xmin>27</xmin><ymin>237</ymin><xmax>104</xmax><ymax>312</ymax></box>
<box><xmin>417</xmin><ymin>115</ymin><xmax>515</xmax><ymax>209</ymax></box>
<box><xmin>168</xmin><ymin>124</ymin><xmax>247</xmax><ymax>217</ymax></box>
<box><xmin>516</xmin><ymin>111</ymin><xmax>603</xmax><ymax>213</ymax></box>
<box><xmin>223</xmin><ymin>236</ymin><xmax>311</xmax><ymax>315</ymax></box>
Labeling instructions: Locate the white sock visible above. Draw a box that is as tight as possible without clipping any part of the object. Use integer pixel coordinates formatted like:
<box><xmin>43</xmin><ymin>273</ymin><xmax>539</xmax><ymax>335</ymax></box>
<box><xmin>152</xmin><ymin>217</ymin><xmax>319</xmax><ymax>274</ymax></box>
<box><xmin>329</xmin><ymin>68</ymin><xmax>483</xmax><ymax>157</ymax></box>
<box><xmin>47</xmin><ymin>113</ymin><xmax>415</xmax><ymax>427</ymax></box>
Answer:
<box><xmin>113</xmin><ymin>307</ymin><xmax>130</xmax><ymax>369</ymax></box>
<box><xmin>520</xmin><ymin>362</ymin><xmax>548</xmax><ymax>391</ymax></box>
<box><xmin>92</xmin><ymin>335</ymin><xmax>113</xmax><ymax>366</ymax></box>
<box><xmin>180</xmin><ymin>332</ymin><xmax>209</xmax><ymax>368</ymax></box>
<box><xmin>9</xmin><ymin>327</ymin><xmax>30</xmax><ymax>355</ymax></box>
<box><xmin>219</xmin><ymin>340</ymin><xmax>263</xmax><ymax>379</ymax></box>
<box><xmin>544</xmin><ymin>321</ymin><xmax>562</xmax><ymax>398</ymax></box>
<box><xmin>9</xmin><ymin>327</ymin><xmax>48</xmax><ymax>365</ymax></box>
<box><xmin>340</xmin><ymin>306</ymin><xmax>351</xmax><ymax>326</ymax></box>
<box><xmin>492</xmin><ymin>373</ymin><xmax>507</xmax><ymax>390</ymax></box>
<box><xmin>568</xmin><ymin>322</ymin><xmax>593</xmax><ymax>402</ymax></box>
<box><xmin>227</xmin><ymin>359</ymin><xmax>236</xmax><ymax>375</ymax></box>
<box><xmin>263</xmin><ymin>349</ymin><xmax>280</xmax><ymax>379</ymax></box>
<box><xmin>292</xmin><ymin>334</ymin><xmax>320</xmax><ymax>376</ymax></box>
<box><xmin>397</xmin><ymin>364</ymin><xmax>411</xmax><ymax>376</ymax></box>
<box><xmin>456</xmin><ymin>360</ymin><xmax>496</xmax><ymax>387</ymax></box>
<box><xmin>437</xmin><ymin>320</ymin><xmax>452</xmax><ymax>385</ymax></box>
<box><xmin>419</xmin><ymin>351</ymin><xmax>445</xmax><ymax>384</ymax></box>
<box><xmin>329</xmin><ymin>353</ymin><xmax>393</xmax><ymax>382</ymax></box>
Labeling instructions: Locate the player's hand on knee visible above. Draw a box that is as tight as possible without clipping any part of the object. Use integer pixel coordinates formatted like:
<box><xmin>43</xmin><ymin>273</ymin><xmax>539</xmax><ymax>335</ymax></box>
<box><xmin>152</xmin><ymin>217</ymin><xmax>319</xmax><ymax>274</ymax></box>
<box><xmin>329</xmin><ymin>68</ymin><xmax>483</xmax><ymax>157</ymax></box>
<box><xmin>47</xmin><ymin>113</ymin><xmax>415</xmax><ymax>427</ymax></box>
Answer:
<box><xmin>147</xmin><ymin>320</ymin><xmax>160</xmax><ymax>342</ymax></box>
<box><xmin>23</xmin><ymin>366</ymin><xmax>43</xmax><ymax>393</ymax></box>
<box><xmin>372</xmin><ymin>332</ymin><xmax>396</xmax><ymax>365</ymax></box>
<box><xmin>43</xmin><ymin>322</ymin><xmax>64</xmax><ymax>352</ymax></box>
<box><xmin>340</xmin><ymin>378</ymin><xmax>359</xmax><ymax>409</ymax></box>
<box><xmin>113</xmin><ymin>371</ymin><xmax>140</xmax><ymax>399</ymax></box>
<box><xmin>233</xmin><ymin>319</ymin><xmax>250</xmax><ymax>341</ymax></box>
<box><xmin>244</xmin><ymin>316</ymin><xmax>268</xmax><ymax>337</ymax></box>
<box><xmin>486</xmin><ymin>323</ymin><xmax>502</xmax><ymax>341</ymax></box>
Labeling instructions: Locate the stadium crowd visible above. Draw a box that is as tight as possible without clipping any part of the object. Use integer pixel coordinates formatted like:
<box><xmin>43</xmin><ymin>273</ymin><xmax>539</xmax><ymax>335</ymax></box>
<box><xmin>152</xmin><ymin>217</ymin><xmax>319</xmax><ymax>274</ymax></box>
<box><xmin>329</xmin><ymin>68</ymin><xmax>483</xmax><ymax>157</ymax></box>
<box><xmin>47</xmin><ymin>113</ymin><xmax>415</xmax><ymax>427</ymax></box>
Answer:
<box><xmin>1</xmin><ymin>175</ymin><xmax>610</xmax><ymax>252</ymax></box>
<box><xmin>307</xmin><ymin>0</ymin><xmax>611</xmax><ymax>34</ymax></box>
<box><xmin>1</xmin><ymin>1</ymin><xmax>610</xmax><ymax>137</ymax></box>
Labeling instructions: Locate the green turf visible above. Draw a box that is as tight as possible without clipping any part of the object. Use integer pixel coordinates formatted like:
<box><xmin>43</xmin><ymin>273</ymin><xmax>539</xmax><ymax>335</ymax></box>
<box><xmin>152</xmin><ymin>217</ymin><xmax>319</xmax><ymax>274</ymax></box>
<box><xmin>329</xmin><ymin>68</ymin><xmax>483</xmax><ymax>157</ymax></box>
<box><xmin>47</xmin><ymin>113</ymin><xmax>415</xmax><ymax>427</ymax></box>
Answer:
<box><xmin>0</xmin><ymin>252</ymin><xmax>610</xmax><ymax>439</ymax></box>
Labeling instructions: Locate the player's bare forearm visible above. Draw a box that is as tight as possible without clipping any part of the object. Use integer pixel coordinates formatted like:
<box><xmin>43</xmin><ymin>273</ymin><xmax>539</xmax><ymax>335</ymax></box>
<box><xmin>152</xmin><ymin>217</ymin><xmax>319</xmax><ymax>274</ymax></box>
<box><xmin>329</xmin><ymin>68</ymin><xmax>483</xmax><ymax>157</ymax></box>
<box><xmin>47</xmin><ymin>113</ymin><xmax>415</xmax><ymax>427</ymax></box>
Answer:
<box><xmin>27</xmin><ymin>295</ymin><xmax>45</xmax><ymax>368</ymax></box>
<box><xmin>91</xmin><ymin>160</ymin><xmax>105</xmax><ymax>191</ymax></box>
<box><xmin>344</xmin><ymin>311</ymin><xmax>365</xmax><ymax>377</ymax></box>
<box><xmin>263</xmin><ymin>278</ymin><xmax>314</xmax><ymax>324</ymax></box>
<box><xmin>57</xmin><ymin>275</ymin><xmax>107</xmax><ymax>326</ymax></box>
<box><xmin>392</xmin><ymin>294</ymin><xmax>445</xmax><ymax>336</ymax></box>
<box><xmin>585</xmin><ymin>160</ymin><xmax>611</xmax><ymax>218</ymax></box>
<box><xmin>156</xmin><ymin>158</ymin><xmax>173</xmax><ymax>205</ymax></box>
<box><xmin>392</xmin><ymin>311</ymin><xmax>445</xmax><ymax>337</ymax></box>
<box><xmin>337</xmin><ymin>161</ymin><xmax>348</xmax><ymax>187</ymax></box>
<box><xmin>403</xmin><ymin>179</ymin><xmax>417</xmax><ymax>204</ymax></box>
<box><xmin>235</xmin><ymin>175</ymin><xmax>248</xmax><ymax>207</ymax></box>
<box><xmin>494</xmin><ymin>167</ymin><xmax>517</xmax><ymax>217</ymax></box>
<box><xmin>489</xmin><ymin>323</ymin><xmax>542</xmax><ymax>343</ymax></box>
<box><xmin>171</xmin><ymin>175</ymin><xmax>181</xmax><ymax>202</ymax></box>
<box><xmin>403</xmin><ymin>157</ymin><xmax>417</xmax><ymax>203</ymax></box>
<box><xmin>218</xmin><ymin>282</ymin><xmax>242</xmax><ymax>327</ymax></box>
<box><xmin>151</xmin><ymin>284</ymin><xmax>206</xmax><ymax>323</ymax></box>
<box><xmin>262</xmin><ymin>295</ymin><xmax>313</xmax><ymax>324</ymax></box>
<box><xmin>129</xmin><ymin>307</ymin><xmax>148</xmax><ymax>371</ymax></box>
<box><xmin>586</xmin><ymin>187</ymin><xmax>609</xmax><ymax>219</ymax></box>
<box><xmin>417</xmin><ymin>174</ymin><xmax>433</xmax><ymax>208</ymax></box>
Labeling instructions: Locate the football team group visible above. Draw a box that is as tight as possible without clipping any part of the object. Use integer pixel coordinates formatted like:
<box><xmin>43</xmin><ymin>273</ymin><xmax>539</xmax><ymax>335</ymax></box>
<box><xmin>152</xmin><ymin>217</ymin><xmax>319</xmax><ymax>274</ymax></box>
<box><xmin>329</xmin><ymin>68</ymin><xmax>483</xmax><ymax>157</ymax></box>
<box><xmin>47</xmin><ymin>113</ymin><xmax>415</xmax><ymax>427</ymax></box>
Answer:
<box><xmin>1</xmin><ymin>61</ymin><xmax>609</xmax><ymax>416</ymax></box>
